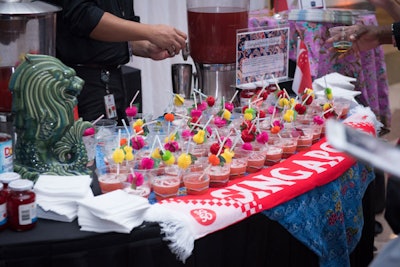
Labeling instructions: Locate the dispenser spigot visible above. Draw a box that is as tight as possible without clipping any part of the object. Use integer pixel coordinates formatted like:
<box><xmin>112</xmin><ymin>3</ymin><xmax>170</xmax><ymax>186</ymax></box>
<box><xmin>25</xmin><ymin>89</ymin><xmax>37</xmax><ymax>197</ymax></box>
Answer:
<box><xmin>182</xmin><ymin>42</ymin><xmax>190</xmax><ymax>61</ymax></box>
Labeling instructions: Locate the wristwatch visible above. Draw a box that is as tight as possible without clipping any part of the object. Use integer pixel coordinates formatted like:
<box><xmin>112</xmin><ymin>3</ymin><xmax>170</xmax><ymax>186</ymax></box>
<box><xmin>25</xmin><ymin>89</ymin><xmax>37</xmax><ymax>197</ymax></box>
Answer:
<box><xmin>392</xmin><ymin>22</ymin><xmax>400</xmax><ymax>50</ymax></box>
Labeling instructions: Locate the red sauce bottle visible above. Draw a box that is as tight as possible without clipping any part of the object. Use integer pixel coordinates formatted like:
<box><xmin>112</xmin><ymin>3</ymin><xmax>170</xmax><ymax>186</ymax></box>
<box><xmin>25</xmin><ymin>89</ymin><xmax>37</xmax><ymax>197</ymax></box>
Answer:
<box><xmin>0</xmin><ymin>183</ymin><xmax>7</xmax><ymax>231</ymax></box>
<box><xmin>7</xmin><ymin>179</ymin><xmax>37</xmax><ymax>231</ymax></box>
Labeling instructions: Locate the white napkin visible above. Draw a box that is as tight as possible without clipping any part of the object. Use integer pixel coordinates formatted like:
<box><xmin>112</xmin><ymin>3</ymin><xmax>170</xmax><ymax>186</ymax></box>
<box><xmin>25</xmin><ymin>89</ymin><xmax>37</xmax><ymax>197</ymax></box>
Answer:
<box><xmin>34</xmin><ymin>174</ymin><xmax>93</xmax><ymax>222</ymax></box>
<box><xmin>313</xmin><ymin>72</ymin><xmax>360</xmax><ymax>100</ymax></box>
<box><xmin>34</xmin><ymin>175</ymin><xmax>92</xmax><ymax>197</ymax></box>
<box><xmin>77</xmin><ymin>190</ymin><xmax>150</xmax><ymax>233</ymax></box>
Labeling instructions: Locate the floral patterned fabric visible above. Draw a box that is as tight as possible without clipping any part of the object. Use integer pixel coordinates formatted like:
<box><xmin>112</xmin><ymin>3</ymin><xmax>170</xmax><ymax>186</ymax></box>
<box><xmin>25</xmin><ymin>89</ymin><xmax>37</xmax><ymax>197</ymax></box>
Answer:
<box><xmin>262</xmin><ymin>162</ymin><xmax>375</xmax><ymax>267</ymax></box>
<box><xmin>249</xmin><ymin>12</ymin><xmax>391</xmax><ymax>128</ymax></box>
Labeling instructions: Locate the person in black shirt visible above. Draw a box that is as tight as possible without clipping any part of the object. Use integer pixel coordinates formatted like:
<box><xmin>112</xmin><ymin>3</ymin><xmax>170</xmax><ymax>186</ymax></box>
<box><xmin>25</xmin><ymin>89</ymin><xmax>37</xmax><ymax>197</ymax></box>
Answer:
<box><xmin>43</xmin><ymin>0</ymin><xmax>187</xmax><ymax>123</ymax></box>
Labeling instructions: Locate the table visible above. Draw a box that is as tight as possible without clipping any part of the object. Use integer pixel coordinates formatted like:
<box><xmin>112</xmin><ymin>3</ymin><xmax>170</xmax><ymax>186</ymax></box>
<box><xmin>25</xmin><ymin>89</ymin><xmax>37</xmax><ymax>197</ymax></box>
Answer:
<box><xmin>249</xmin><ymin>10</ymin><xmax>392</xmax><ymax>128</ymax></box>
<box><xmin>0</xmin><ymin>162</ymin><xmax>375</xmax><ymax>267</ymax></box>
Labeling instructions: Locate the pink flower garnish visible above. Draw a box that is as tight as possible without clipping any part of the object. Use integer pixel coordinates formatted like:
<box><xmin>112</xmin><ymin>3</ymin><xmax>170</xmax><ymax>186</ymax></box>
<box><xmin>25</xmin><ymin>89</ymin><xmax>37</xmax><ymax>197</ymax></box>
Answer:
<box><xmin>83</xmin><ymin>127</ymin><xmax>95</xmax><ymax>136</ymax></box>
<box><xmin>164</xmin><ymin>141</ymin><xmax>179</xmax><ymax>152</ymax></box>
<box><xmin>125</xmin><ymin>106</ymin><xmax>138</xmax><ymax>117</ymax></box>
<box><xmin>242</xmin><ymin>142</ymin><xmax>253</xmax><ymax>150</ymax></box>
<box><xmin>272</xmin><ymin>120</ymin><xmax>284</xmax><ymax>129</ymax></box>
<box><xmin>256</xmin><ymin>131</ymin><xmax>269</xmax><ymax>144</ymax></box>
<box><xmin>214</xmin><ymin>117</ymin><xmax>227</xmax><ymax>128</ymax></box>
<box><xmin>191</xmin><ymin>109</ymin><xmax>202</xmax><ymax>117</ymax></box>
<box><xmin>141</xmin><ymin>157</ymin><xmax>154</xmax><ymax>169</ymax></box>
<box><xmin>206</xmin><ymin>126</ymin><xmax>213</xmax><ymax>137</ymax></box>
<box><xmin>182</xmin><ymin>129</ymin><xmax>193</xmax><ymax>140</ymax></box>
<box><xmin>128</xmin><ymin>172</ymin><xmax>144</xmax><ymax>189</ymax></box>
<box><xmin>131</xmin><ymin>136</ymin><xmax>145</xmax><ymax>150</ymax></box>
<box><xmin>134</xmin><ymin>172</ymin><xmax>144</xmax><ymax>186</ymax></box>
<box><xmin>221</xmin><ymin>136</ymin><xmax>233</xmax><ymax>148</ymax></box>
<box><xmin>198</xmin><ymin>101</ymin><xmax>208</xmax><ymax>111</ymax></box>
<box><xmin>267</xmin><ymin>106</ymin><xmax>276</xmax><ymax>114</ymax></box>
<box><xmin>313</xmin><ymin>115</ymin><xmax>325</xmax><ymax>125</ymax></box>
<box><xmin>224</xmin><ymin>102</ymin><xmax>234</xmax><ymax>112</ymax></box>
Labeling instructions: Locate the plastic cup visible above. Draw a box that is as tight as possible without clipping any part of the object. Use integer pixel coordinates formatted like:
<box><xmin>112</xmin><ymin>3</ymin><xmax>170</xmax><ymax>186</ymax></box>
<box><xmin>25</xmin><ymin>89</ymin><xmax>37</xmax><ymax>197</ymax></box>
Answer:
<box><xmin>96</xmin><ymin>166</ymin><xmax>127</xmax><ymax>194</ymax></box>
<box><xmin>183</xmin><ymin>170</ymin><xmax>210</xmax><ymax>195</ymax></box>
<box><xmin>151</xmin><ymin>175</ymin><xmax>181</xmax><ymax>201</ymax></box>
<box><xmin>209</xmin><ymin>164</ymin><xmax>231</xmax><ymax>188</ymax></box>
<box><xmin>230</xmin><ymin>148</ymin><xmax>248</xmax><ymax>179</ymax></box>
<box><xmin>122</xmin><ymin>169</ymin><xmax>152</xmax><ymax>198</ymax></box>
<box><xmin>329</xmin><ymin>26</ymin><xmax>352</xmax><ymax>53</ymax></box>
<box><xmin>296</xmin><ymin>127</ymin><xmax>314</xmax><ymax>152</ymax></box>
<box><xmin>94</xmin><ymin>119</ymin><xmax>118</xmax><ymax>159</ymax></box>
<box><xmin>264</xmin><ymin>143</ymin><xmax>283</xmax><ymax>167</ymax></box>
<box><xmin>246</xmin><ymin>144</ymin><xmax>267</xmax><ymax>173</ymax></box>
<box><xmin>82</xmin><ymin>134</ymin><xmax>96</xmax><ymax>167</ymax></box>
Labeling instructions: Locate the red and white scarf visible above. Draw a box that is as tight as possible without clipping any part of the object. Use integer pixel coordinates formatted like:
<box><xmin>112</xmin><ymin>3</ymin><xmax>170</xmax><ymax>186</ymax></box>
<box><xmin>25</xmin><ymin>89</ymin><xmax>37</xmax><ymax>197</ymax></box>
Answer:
<box><xmin>144</xmin><ymin>107</ymin><xmax>379</xmax><ymax>262</ymax></box>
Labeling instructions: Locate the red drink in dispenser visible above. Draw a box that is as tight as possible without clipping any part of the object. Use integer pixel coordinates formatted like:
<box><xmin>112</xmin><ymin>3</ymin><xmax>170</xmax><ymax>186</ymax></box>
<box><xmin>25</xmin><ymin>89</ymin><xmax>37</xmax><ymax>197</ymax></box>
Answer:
<box><xmin>0</xmin><ymin>67</ymin><xmax>13</xmax><ymax>113</ymax></box>
<box><xmin>187</xmin><ymin>7</ymin><xmax>248</xmax><ymax>64</ymax></box>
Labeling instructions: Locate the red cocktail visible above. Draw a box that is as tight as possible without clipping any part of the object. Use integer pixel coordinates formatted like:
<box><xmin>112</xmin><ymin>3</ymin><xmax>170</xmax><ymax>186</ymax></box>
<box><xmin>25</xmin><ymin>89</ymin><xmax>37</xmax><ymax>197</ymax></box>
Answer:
<box><xmin>183</xmin><ymin>171</ymin><xmax>210</xmax><ymax>195</ymax></box>
<box><xmin>0</xmin><ymin>66</ymin><xmax>14</xmax><ymax>113</ymax></box>
<box><xmin>152</xmin><ymin>175</ymin><xmax>180</xmax><ymax>201</ymax></box>
<box><xmin>209</xmin><ymin>164</ymin><xmax>231</xmax><ymax>188</ymax></box>
<box><xmin>188</xmin><ymin>7</ymin><xmax>248</xmax><ymax>64</ymax></box>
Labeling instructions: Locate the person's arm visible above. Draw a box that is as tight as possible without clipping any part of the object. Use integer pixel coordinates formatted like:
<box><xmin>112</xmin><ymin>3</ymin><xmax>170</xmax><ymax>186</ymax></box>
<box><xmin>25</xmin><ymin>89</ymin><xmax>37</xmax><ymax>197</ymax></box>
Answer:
<box><xmin>368</xmin><ymin>0</ymin><xmax>400</xmax><ymax>21</ymax></box>
<box><xmin>89</xmin><ymin>12</ymin><xmax>187</xmax><ymax>54</ymax></box>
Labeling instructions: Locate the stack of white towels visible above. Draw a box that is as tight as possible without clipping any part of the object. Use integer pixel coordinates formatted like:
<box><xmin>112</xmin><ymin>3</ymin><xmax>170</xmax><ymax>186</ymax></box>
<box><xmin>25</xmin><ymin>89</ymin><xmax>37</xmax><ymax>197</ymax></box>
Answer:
<box><xmin>77</xmin><ymin>189</ymin><xmax>150</xmax><ymax>233</ymax></box>
<box><xmin>34</xmin><ymin>175</ymin><xmax>93</xmax><ymax>222</ymax></box>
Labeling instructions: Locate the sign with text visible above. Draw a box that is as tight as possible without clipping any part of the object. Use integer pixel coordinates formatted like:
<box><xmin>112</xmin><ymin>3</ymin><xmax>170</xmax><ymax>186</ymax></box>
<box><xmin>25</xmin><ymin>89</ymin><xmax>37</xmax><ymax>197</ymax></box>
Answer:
<box><xmin>236</xmin><ymin>27</ymin><xmax>290</xmax><ymax>86</ymax></box>
<box><xmin>299</xmin><ymin>0</ymin><xmax>325</xmax><ymax>9</ymax></box>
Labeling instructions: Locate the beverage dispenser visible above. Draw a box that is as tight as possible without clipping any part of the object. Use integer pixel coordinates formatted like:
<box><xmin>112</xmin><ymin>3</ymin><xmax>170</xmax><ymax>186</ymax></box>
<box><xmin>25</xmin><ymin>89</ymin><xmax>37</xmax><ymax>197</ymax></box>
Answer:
<box><xmin>186</xmin><ymin>0</ymin><xmax>249</xmax><ymax>101</ymax></box>
<box><xmin>0</xmin><ymin>0</ymin><xmax>60</xmax><ymax>119</ymax></box>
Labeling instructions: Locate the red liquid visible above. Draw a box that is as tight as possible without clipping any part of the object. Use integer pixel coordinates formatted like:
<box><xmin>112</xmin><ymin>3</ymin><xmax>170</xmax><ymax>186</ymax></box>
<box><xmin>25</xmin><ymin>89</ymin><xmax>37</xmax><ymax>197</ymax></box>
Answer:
<box><xmin>7</xmin><ymin>189</ymin><xmax>36</xmax><ymax>231</ymax></box>
<box><xmin>230</xmin><ymin>158</ymin><xmax>247</xmax><ymax>179</ymax></box>
<box><xmin>0</xmin><ymin>188</ymin><xmax>7</xmax><ymax>231</ymax></box>
<box><xmin>188</xmin><ymin>7</ymin><xmax>248</xmax><ymax>64</ymax></box>
<box><xmin>209</xmin><ymin>165</ymin><xmax>230</xmax><ymax>188</ymax></box>
<box><xmin>0</xmin><ymin>67</ymin><xmax>14</xmax><ymax>113</ymax></box>
<box><xmin>183</xmin><ymin>173</ymin><xmax>209</xmax><ymax>195</ymax></box>
<box><xmin>246</xmin><ymin>153</ymin><xmax>266</xmax><ymax>173</ymax></box>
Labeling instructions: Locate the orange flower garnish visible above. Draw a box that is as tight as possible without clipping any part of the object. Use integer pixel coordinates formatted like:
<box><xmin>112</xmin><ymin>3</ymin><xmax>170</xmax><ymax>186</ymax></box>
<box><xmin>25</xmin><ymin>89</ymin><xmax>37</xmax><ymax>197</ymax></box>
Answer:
<box><xmin>271</xmin><ymin>125</ymin><xmax>281</xmax><ymax>134</ymax></box>
<box><xmin>120</xmin><ymin>138</ymin><xmax>128</xmax><ymax>146</ymax></box>
<box><xmin>208</xmin><ymin>154</ymin><xmax>220</xmax><ymax>166</ymax></box>
<box><xmin>134</xmin><ymin>125</ymin><xmax>143</xmax><ymax>134</ymax></box>
<box><xmin>164</xmin><ymin>113</ymin><xmax>175</xmax><ymax>122</ymax></box>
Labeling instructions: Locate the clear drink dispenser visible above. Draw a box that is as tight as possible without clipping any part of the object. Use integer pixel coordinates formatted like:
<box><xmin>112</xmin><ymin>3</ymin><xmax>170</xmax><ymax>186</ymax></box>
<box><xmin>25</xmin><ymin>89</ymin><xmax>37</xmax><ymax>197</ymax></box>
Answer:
<box><xmin>186</xmin><ymin>0</ymin><xmax>249</xmax><ymax>102</ymax></box>
<box><xmin>0</xmin><ymin>0</ymin><xmax>60</xmax><ymax>116</ymax></box>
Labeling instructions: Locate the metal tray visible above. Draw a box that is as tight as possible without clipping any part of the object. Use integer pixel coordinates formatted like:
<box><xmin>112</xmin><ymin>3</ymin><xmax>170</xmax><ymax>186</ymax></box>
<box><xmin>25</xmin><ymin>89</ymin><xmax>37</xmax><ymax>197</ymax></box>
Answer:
<box><xmin>287</xmin><ymin>8</ymin><xmax>374</xmax><ymax>25</ymax></box>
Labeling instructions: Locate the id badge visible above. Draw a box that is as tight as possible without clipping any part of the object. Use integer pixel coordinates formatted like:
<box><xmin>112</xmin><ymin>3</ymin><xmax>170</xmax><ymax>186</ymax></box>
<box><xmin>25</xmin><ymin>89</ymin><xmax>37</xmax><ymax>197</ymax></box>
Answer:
<box><xmin>104</xmin><ymin>94</ymin><xmax>117</xmax><ymax>119</ymax></box>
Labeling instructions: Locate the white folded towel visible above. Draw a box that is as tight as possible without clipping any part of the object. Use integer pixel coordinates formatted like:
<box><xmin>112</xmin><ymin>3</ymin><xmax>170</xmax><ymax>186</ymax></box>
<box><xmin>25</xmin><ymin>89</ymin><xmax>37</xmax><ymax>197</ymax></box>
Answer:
<box><xmin>34</xmin><ymin>175</ymin><xmax>92</xmax><ymax>197</ymax></box>
<box><xmin>77</xmin><ymin>190</ymin><xmax>150</xmax><ymax>233</ymax></box>
<box><xmin>34</xmin><ymin>174</ymin><xmax>94</xmax><ymax>222</ymax></box>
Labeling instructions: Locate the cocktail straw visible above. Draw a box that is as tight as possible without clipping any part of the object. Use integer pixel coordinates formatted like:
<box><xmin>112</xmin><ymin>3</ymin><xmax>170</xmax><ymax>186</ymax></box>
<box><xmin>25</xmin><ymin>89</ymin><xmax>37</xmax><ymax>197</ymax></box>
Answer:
<box><xmin>203</xmin><ymin>115</ymin><xmax>214</xmax><ymax>130</ymax></box>
<box><xmin>193</xmin><ymin>88</ymin><xmax>207</xmax><ymax>98</ymax></box>
<box><xmin>271</xmin><ymin>74</ymin><xmax>282</xmax><ymax>91</ymax></box>
<box><xmin>121</xmin><ymin>119</ymin><xmax>131</xmax><ymax>146</ymax></box>
<box><xmin>92</xmin><ymin>114</ymin><xmax>105</xmax><ymax>126</ymax></box>
<box><xmin>117</xmin><ymin>128</ymin><xmax>121</xmax><ymax>174</ymax></box>
<box><xmin>230</xmin><ymin>90</ymin><xmax>239</xmax><ymax>103</ymax></box>
<box><xmin>130</xmin><ymin>90</ymin><xmax>140</xmax><ymax>108</ymax></box>
<box><xmin>215</xmin><ymin>128</ymin><xmax>221</xmax><ymax>143</ymax></box>
<box><xmin>230</xmin><ymin>134</ymin><xmax>242</xmax><ymax>152</ymax></box>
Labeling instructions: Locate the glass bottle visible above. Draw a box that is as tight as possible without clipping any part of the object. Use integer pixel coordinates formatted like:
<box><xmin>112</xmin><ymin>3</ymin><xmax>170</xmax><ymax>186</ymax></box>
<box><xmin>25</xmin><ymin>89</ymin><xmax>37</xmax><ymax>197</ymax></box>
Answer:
<box><xmin>7</xmin><ymin>179</ymin><xmax>37</xmax><ymax>231</ymax></box>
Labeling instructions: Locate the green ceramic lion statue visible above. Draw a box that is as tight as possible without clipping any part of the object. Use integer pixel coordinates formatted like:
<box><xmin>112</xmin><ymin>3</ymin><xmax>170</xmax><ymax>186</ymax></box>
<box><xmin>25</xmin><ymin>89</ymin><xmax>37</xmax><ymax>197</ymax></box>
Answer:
<box><xmin>9</xmin><ymin>54</ymin><xmax>93</xmax><ymax>181</ymax></box>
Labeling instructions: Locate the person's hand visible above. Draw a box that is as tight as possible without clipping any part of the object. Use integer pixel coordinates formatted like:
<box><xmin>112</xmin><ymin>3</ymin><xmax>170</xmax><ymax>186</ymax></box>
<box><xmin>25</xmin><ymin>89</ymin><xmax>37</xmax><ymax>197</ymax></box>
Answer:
<box><xmin>148</xmin><ymin>24</ymin><xmax>187</xmax><ymax>57</ymax></box>
<box><xmin>326</xmin><ymin>24</ymin><xmax>383</xmax><ymax>57</ymax></box>
<box><xmin>131</xmin><ymin>40</ymin><xmax>180</xmax><ymax>60</ymax></box>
